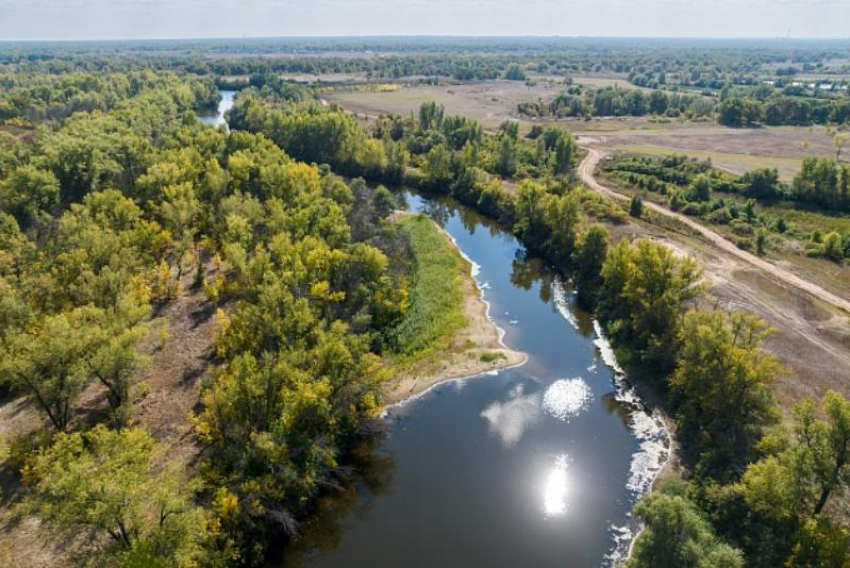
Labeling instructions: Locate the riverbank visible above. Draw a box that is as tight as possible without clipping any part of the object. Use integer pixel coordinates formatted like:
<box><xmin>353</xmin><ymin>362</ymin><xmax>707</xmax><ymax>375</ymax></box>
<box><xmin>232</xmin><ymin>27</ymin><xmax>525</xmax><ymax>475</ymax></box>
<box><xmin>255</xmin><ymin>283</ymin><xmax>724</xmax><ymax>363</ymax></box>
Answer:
<box><xmin>384</xmin><ymin>214</ymin><xmax>526</xmax><ymax>405</ymax></box>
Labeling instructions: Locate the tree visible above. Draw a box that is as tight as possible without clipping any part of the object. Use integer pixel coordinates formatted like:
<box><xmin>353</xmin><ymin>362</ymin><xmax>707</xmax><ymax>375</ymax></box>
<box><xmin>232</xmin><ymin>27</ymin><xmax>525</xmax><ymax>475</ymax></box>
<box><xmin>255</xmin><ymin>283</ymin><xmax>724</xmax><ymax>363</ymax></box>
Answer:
<box><xmin>718</xmin><ymin>98</ymin><xmax>763</xmax><ymax>128</ymax></box>
<box><xmin>496</xmin><ymin>136</ymin><xmax>517</xmax><ymax>178</ymax></box>
<box><xmin>756</xmin><ymin>228</ymin><xmax>767</xmax><ymax>256</ymax></box>
<box><xmin>603</xmin><ymin>239</ymin><xmax>704</xmax><ymax>372</ymax></box>
<box><xmin>793</xmin><ymin>158</ymin><xmax>845</xmax><ymax>210</ymax></box>
<box><xmin>649</xmin><ymin>90</ymin><xmax>669</xmax><ymax>115</ymax></box>
<box><xmin>423</xmin><ymin>143</ymin><xmax>453</xmax><ymax>190</ymax></box>
<box><xmin>571</xmin><ymin>224</ymin><xmax>609</xmax><ymax>309</ymax></box>
<box><xmin>822</xmin><ymin>231</ymin><xmax>844</xmax><ymax>261</ymax></box>
<box><xmin>690</xmin><ymin>174</ymin><xmax>712</xmax><ymax>202</ymax></box>
<box><xmin>504</xmin><ymin>65</ymin><xmax>527</xmax><ymax>81</ymax></box>
<box><xmin>834</xmin><ymin>131</ymin><xmax>850</xmax><ymax>162</ymax></box>
<box><xmin>87</xmin><ymin>324</ymin><xmax>150</xmax><ymax>426</ymax></box>
<box><xmin>671</xmin><ymin>310</ymin><xmax>781</xmax><ymax>479</ymax></box>
<box><xmin>628</xmin><ymin>487</ymin><xmax>744</xmax><ymax>568</ymax></box>
<box><xmin>0</xmin><ymin>165</ymin><xmax>60</xmax><ymax>228</ymax></box>
<box><xmin>24</xmin><ymin>426</ymin><xmax>202</xmax><ymax>565</ymax></box>
<box><xmin>551</xmin><ymin>132</ymin><xmax>576</xmax><ymax>175</ymax></box>
<box><xmin>719</xmin><ymin>98</ymin><xmax>747</xmax><ymax>127</ymax></box>
<box><xmin>741</xmin><ymin>391</ymin><xmax>850</xmax><ymax>519</ymax></box>
<box><xmin>418</xmin><ymin>101</ymin><xmax>444</xmax><ymax>131</ymax></box>
<box><xmin>160</xmin><ymin>182</ymin><xmax>201</xmax><ymax>279</ymax></box>
<box><xmin>811</xmin><ymin>392</ymin><xmax>850</xmax><ymax>515</ymax></box>
<box><xmin>786</xmin><ymin>517</ymin><xmax>850</xmax><ymax>567</ymax></box>
<box><xmin>630</xmin><ymin>195</ymin><xmax>644</xmax><ymax>217</ymax></box>
<box><xmin>741</xmin><ymin>168</ymin><xmax>782</xmax><ymax>200</ymax></box>
<box><xmin>1</xmin><ymin>309</ymin><xmax>104</xmax><ymax>431</ymax></box>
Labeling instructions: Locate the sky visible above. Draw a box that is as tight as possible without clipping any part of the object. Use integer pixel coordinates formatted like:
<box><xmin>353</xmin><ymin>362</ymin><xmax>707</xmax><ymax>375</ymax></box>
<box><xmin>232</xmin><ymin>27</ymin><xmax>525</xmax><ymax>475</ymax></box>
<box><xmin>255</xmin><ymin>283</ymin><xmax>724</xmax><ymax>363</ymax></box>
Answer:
<box><xmin>0</xmin><ymin>0</ymin><xmax>848</xmax><ymax>41</ymax></box>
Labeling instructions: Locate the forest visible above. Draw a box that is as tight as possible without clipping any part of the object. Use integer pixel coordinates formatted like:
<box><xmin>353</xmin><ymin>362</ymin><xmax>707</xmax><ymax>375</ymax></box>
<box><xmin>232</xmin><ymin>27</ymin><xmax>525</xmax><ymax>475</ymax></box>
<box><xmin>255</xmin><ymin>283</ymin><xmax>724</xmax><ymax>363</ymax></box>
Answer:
<box><xmin>0</xmin><ymin>41</ymin><xmax>849</xmax><ymax>567</ymax></box>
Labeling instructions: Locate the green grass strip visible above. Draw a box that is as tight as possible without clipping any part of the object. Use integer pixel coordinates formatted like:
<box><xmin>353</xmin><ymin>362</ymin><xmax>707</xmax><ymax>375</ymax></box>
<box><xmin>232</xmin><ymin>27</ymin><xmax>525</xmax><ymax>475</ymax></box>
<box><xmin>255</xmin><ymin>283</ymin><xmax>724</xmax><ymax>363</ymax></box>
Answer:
<box><xmin>390</xmin><ymin>214</ymin><xmax>468</xmax><ymax>360</ymax></box>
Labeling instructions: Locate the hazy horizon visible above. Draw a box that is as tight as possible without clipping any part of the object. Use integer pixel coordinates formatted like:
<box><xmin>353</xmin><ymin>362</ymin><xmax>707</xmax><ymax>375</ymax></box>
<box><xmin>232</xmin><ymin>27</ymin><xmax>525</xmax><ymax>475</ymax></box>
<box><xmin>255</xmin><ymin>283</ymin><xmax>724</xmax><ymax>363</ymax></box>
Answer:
<box><xmin>1</xmin><ymin>0</ymin><xmax>848</xmax><ymax>42</ymax></box>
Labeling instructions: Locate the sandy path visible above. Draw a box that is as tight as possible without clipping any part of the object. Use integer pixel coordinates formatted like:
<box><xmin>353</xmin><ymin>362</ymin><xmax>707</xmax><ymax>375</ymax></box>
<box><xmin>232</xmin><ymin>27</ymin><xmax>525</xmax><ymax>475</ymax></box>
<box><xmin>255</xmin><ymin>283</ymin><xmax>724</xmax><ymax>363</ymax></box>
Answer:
<box><xmin>577</xmin><ymin>145</ymin><xmax>850</xmax><ymax>314</ymax></box>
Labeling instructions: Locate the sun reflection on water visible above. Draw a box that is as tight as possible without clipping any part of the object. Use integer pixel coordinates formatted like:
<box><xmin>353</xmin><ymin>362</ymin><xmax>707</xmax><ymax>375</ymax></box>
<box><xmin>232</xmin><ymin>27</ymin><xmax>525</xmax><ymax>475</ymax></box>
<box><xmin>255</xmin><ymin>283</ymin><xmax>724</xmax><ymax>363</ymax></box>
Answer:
<box><xmin>543</xmin><ymin>454</ymin><xmax>571</xmax><ymax>517</ymax></box>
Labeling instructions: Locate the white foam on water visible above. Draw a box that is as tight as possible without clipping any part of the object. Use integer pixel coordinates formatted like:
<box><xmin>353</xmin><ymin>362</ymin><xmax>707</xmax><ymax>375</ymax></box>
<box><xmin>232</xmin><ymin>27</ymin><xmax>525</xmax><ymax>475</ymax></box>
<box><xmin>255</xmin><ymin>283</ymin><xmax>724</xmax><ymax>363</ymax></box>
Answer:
<box><xmin>592</xmin><ymin>320</ymin><xmax>672</xmax><ymax>566</ymax></box>
<box><xmin>551</xmin><ymin>278</ymin><xmax>580</xmax><ymax>330</ymax></box>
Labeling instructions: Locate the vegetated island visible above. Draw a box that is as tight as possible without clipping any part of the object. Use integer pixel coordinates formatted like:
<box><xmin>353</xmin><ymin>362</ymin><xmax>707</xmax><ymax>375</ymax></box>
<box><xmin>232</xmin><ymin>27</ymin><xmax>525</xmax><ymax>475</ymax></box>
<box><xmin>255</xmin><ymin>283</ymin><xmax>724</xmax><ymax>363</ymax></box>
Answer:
<box><xmin>384</xmin><ymin>213</ymin><xmax>526</xmax><ymax>404</ymax></box>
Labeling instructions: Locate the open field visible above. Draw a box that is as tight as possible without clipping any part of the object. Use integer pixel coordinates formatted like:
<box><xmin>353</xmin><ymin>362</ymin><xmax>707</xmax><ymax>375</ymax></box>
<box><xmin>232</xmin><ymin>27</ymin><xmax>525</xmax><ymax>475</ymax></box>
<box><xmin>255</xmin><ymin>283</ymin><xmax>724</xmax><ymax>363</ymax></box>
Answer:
<box><xmin>328</xmin><ymin>80</ymin><xmax>561</xmax><ymax>128</ymax></box>
<box><xmin>328</xmin><ymin>79</ymin><xmax>842</xmax><ymax>180</ymax></box>
<box><xmin>585</xmin><ymin>124</ymin><xmax>842</xmax><ymax>180</ymax></box>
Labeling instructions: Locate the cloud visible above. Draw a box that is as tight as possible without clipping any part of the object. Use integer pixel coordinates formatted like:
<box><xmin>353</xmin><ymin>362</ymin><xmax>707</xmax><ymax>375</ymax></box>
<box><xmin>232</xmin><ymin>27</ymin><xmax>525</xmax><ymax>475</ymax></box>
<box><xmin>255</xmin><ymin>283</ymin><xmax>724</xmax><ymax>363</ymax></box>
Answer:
<box><xmin>480</xmin><ymin>384</ymin><xmax>543</xmax><ymax>447</ymax></box>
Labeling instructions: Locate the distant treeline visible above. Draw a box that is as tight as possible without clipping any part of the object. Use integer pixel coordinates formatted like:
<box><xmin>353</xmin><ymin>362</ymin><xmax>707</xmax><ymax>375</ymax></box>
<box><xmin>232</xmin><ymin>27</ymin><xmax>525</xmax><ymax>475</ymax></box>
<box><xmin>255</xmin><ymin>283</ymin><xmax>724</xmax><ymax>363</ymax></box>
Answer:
<box><xmin>4</xmin><ymin>38</ymin><xmax>850</xmax><ymax>92</ymax></box>
<box><xmin>519</xmin><ymin>84</ymin><xmax>850</xmax><ymax>127</ymax></box>
<box><xmin>718</xmin><ymin>95</ymin><xmax>850</xmax><ymax>127</ymax></box>
<box><xmin>518</xmin><ymin>85</ymin><xmax>713</xmax><ymax>119</ymax></box>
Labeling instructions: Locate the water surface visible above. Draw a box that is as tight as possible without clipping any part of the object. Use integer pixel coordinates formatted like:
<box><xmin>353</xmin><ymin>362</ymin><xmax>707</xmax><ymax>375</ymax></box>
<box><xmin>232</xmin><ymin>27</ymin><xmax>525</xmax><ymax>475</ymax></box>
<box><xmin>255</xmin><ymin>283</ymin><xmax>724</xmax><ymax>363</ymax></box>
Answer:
<box><xmin>199</xmin><ymin>89</ymin><xmax>235</xmax><ymax>127</ymax></box>
<box><xmin>280</xmin><ymin>193</ymin><xmax>668</xmax><ymax>567</ymax></box>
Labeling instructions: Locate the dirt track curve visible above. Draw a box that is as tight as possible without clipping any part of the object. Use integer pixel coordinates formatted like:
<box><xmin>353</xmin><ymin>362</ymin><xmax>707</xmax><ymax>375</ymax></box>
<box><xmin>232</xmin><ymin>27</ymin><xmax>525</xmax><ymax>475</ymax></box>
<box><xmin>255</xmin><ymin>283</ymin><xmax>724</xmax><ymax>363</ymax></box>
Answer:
<box><xmin>577</xmin><ymin>146</ymin><xmax>850</xmax><ymax>314</ymax></box>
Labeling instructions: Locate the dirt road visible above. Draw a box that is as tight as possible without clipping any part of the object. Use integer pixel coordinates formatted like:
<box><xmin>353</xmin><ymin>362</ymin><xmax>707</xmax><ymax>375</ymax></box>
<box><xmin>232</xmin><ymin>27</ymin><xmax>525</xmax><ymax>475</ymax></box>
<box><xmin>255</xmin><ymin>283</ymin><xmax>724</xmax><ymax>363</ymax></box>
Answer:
<box><xmin>577</xmin><ymin>146</ymin><xmax>850</xmax><ymax>314</ymax></box>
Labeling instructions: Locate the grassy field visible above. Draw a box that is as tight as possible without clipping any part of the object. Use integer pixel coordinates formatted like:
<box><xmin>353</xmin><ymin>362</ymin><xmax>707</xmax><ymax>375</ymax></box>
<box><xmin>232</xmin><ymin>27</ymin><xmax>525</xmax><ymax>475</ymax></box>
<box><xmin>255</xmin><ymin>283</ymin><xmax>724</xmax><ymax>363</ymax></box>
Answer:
<box><xmin>328</xmin><ymin>80</ymin><xmax>562</xmax><ymax>129</ymax></box>
<box><xmin>390</xmin><ymin>214</ymin><xmax>468</xmax><ymax>360</ymax></box>
<box><xmin>608</xmin><ymin>143</ymin><xmax>806</xmax><ymax>180</ymax></box>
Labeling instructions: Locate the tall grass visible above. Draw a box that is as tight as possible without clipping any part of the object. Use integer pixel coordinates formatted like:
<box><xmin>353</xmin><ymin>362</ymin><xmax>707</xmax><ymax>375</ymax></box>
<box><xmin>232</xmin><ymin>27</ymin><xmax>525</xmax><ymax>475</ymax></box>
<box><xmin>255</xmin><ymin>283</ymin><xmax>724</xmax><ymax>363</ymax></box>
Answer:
<box><xmin>390</xmin><ymin>214</ymin><xmax>468</xmax><ymax>360</ymax></box>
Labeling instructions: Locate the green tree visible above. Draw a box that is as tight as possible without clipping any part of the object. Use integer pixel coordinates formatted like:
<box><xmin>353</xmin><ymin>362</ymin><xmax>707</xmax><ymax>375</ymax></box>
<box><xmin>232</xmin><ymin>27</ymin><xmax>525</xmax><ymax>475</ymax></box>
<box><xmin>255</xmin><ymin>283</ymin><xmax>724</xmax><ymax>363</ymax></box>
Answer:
<box><xmin>741</xmin><ymin>391</ymin><xmax>850</xmax><ymax>519</ymax></box>
<box><xmin>671</xmin><ymin>310</ymin><xmax>781</xmax><ymax>479</ymax></box>
<box><xmin>690</xmin><ymin>174</ymin><xmax>712</xmax><ymax>202</ymax></box>
<box><xmin>160</xmin><ymin>182</ymin><xmax>201</xmax><ymax>279</ymax></box>
<box><xmin>496</xmin><ymin>136</ymin><xmax>517</xmax><ymax>178</ymax></box>
<box><xmin>423</xmin><ymin>143</ymin><xmax>453</xmax><ymax>190</ymax></box>
<box><xmin>551</xmin><ymin>132</ymin><xmax>576</xmax><ymax>175</ymax></box>
<box><xmin>786</xmin><ymin>517</ymin><xmax>850</xmax><ymax>567</ymax></box>
<box><xmin>1</xmin><ymin>309</ymin><xmax>104</xmax><ymax>431</ymax></box>
<box><xmin>756</xmin><ymin>228</ymin><xmax>767</xmax><ymax>256</ymax></box>
<box><xmin>571</xmin><ymin>224</ymin><xmax>609</xmax><ymax>309</ymax></box>
<box><xmin>741</xmin><ymin>168</ymin><xmax>783</xmax><ymax>200</ymax></box>
<box><xmin>418</xmin><ymin>101</ymin><xmax>444</xmax><ymax>132</ymax></box>
<box><xmin>600</xmin><ymin>239</ymin><xmax>704</xmax><ymax>372</ymax></box>
<box><xmin>630</xmin><ymin>195</ymin><xmax>644</xmax><ymax>217</ymax></box>
<box><xmin>88</xmin><ymin>324</ymin><xmax>151</xmax><ymax>426</ymax></box>
<box><xmin>0</xmin><ymin>165</ymin><xmax>60</xmax><ymax>227</ymax></box>
<box><xmin>822</xmin><ymin>231</ymin><xmax>844</xmax><ymax>261</ymax></box>
<box><xmin>504</xmin><ymin>65</ymin><xmax>527</xmax><ymax>81</ymax></box>
<box><xmin>628</xmin><ymin>487</ymin><xmax>744</xmax><ymax>568</ymax></box>
<box><xmin>24</xmin><ymin>426</ymin><xmax>202</xmax><ymax>566</ymax></box>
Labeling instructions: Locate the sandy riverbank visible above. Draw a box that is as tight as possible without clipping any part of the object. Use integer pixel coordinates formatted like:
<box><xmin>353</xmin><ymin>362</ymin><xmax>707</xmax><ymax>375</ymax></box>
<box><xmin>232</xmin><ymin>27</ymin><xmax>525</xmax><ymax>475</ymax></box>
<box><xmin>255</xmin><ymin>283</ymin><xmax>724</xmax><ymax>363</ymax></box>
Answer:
<box><xmin>383</xmin><ymin>223</ymin><xmax>526</xmax><ymax>406</ymax></box>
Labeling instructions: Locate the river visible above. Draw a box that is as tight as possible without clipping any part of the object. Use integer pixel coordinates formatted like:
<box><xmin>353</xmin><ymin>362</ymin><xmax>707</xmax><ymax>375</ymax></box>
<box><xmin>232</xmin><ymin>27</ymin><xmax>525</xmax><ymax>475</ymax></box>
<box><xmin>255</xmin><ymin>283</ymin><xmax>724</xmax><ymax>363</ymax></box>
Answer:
<box><xmin>278</xmin><ymin>193</ymin><xmax>671</xmax><ymax>567</ymax></box>
<box><xmin>199</xmin><ymin>90</ymin><xmax>235</xmax><ymax>127</ymax></box>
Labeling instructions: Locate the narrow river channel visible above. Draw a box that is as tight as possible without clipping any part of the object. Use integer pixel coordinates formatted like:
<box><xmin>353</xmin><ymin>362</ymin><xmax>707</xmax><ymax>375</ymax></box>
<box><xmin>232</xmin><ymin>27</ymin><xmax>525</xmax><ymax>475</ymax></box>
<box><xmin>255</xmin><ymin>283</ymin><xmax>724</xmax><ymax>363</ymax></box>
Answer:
<box><xmin>200</xmin><ymin>92</ymin><xmax>670</xmax><ymax>567</ymax></box>
<box><xmin>279</xmin><ymin>193</ymin><xmax>670</xmax><ymax>567</ymax></box>
<box><xmin>199</xmin><ymin>89</ymin><xmax>235</xmax><ymax>127</ymax></box>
